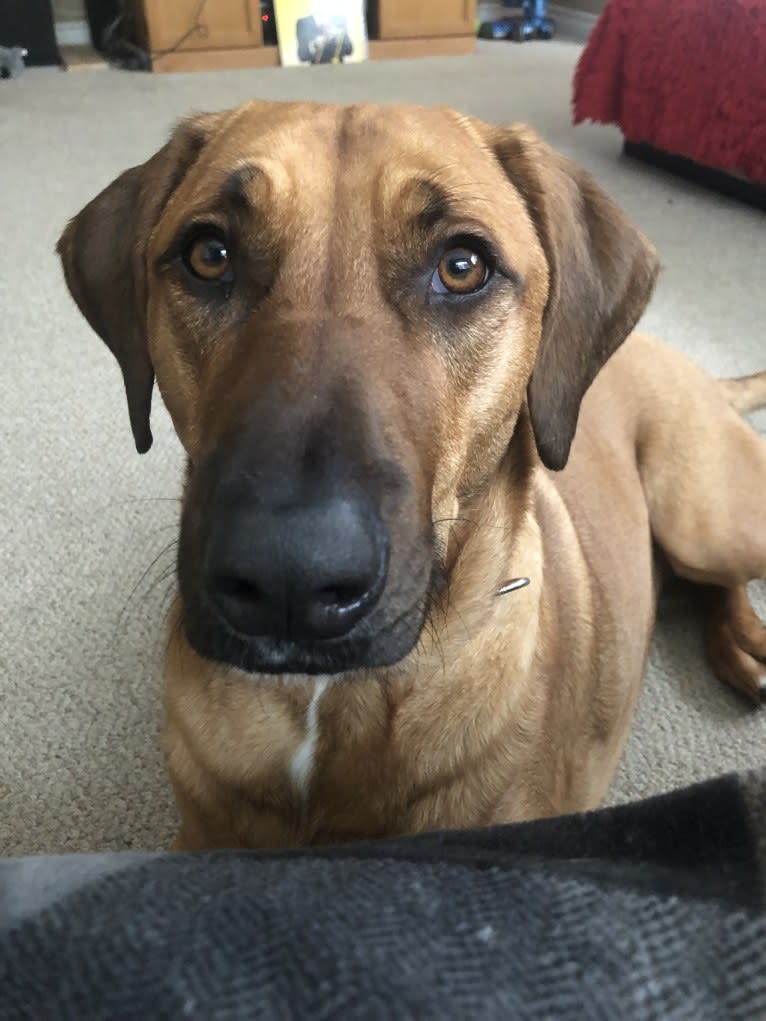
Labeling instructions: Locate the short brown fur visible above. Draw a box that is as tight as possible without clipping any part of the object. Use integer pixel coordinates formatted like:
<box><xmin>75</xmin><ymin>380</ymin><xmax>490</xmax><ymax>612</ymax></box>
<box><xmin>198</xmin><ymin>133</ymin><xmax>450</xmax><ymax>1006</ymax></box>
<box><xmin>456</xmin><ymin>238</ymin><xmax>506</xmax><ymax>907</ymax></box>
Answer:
<box><xmin>58</xmin><ymin>101</ymin><xmax>766</xmax><ymax>850</ymax></box>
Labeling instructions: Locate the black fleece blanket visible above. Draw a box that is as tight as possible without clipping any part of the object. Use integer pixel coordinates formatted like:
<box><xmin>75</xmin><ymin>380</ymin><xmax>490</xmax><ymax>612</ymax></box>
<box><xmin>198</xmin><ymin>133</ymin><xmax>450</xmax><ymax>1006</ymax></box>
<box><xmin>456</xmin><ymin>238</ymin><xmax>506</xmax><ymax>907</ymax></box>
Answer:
<box><xmin>1</xmin><ymin>771</ymin><xmax>765</xmax><ymax>1019</ymax></box>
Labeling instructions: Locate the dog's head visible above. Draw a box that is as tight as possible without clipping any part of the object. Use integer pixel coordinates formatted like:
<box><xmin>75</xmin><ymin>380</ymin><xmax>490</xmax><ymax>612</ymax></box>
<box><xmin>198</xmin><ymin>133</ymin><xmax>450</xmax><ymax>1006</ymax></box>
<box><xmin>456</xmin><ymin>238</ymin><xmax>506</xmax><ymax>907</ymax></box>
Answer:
<box><xmin>58</xmin><ymin>102</ymin><xmax>658</xmax><ymax>676</ymax></box>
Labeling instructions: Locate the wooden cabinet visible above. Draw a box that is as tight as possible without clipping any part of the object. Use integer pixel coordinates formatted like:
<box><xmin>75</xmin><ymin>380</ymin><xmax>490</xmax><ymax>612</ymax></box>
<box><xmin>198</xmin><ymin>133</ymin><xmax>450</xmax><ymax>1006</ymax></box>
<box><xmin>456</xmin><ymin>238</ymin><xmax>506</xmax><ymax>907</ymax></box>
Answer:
<box><xmin>377</xmin><ymin>0</ymin><xmax>476</xmax><ymax>39</ymax></box>
<box><xmin>141</xmin><ymin>0</ymin><xmax>265</xmax><ymax>52</ymax></box>
<box><xmin>134</xmin><ymin>0</ymin><xmax>475</xmax><ymax>72</ymax></box>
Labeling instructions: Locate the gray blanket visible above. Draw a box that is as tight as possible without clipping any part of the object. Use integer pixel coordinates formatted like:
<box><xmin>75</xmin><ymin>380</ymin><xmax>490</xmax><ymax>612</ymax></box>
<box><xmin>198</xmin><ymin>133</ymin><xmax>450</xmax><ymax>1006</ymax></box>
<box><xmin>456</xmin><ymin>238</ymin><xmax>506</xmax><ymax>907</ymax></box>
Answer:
<box><xmin>1</xmin><ymin>771</ymin><xmax>765</xmax><ymax>1019</ymax></box>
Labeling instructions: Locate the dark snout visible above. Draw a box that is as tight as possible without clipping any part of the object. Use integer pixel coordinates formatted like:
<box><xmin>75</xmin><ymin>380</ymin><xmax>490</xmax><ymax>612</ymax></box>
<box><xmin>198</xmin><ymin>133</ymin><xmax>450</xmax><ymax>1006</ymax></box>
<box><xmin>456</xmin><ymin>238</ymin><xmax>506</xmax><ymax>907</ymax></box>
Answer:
<box><xmin>206</xmin><ymin>489</ymin><xmax>389</xmax><ymax>642</ymax></box>
<box><xmin>178</xmin><ymin>391</ymin><xmax>435</xmax><ymax>676</ymax></box>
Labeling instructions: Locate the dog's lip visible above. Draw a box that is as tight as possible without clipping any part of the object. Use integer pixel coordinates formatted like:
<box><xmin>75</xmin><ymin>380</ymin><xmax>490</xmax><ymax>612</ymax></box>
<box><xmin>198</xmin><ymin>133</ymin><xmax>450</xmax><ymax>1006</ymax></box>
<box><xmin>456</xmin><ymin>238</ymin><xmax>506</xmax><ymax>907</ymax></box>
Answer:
<box><xmin>203</xmin><ymin>590</ymin><xmax>424</xmax><ymax>649</ymax></box>
<box><xmin>184</xmin><ymin>582</ymin><xmax>431</xmax><ymax>676</ymax></box>
<box><xmin>196</xmin><ymin>550</ymin><xmax>431</xmax><ymax>645</ymax></box>
<box><xmin>199</xmin><ymin>590</ymin><xmax>363</xmax><ymax>648</ymax></box>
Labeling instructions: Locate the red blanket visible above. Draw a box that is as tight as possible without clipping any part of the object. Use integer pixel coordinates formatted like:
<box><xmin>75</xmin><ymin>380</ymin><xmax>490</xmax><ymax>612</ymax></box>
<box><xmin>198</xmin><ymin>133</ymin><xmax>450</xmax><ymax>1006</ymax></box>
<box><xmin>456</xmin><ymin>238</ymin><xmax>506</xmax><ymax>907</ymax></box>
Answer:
<box><xmin>573</xmin><ymin>0</ymin><xmax>766</xmax><ymax>185</ymax></box>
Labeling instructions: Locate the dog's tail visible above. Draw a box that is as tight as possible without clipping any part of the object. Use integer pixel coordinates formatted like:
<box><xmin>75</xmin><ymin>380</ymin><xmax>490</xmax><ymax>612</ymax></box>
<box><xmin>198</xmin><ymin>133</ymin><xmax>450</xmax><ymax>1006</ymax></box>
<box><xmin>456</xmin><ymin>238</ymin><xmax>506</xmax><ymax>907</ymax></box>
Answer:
<box><xmin>719</xmin><ymin>370</ymin><xmax>766</xmax><ymax>415</ymax></box>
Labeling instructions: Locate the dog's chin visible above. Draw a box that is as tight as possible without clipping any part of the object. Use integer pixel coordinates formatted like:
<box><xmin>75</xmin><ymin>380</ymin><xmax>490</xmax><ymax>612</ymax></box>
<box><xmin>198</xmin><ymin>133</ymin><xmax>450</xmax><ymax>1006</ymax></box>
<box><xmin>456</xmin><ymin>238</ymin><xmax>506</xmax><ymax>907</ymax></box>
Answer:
<box><xmin>180</xmin><ymin>599</ymin><xmax>429</xmax><ymax>678</ymax></box>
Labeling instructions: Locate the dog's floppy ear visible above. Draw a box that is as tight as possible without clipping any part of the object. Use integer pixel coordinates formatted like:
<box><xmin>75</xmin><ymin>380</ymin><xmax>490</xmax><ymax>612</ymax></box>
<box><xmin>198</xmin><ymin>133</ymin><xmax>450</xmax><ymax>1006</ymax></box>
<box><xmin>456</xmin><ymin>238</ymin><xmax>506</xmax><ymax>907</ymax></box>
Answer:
<box><xmin>57</xmin><ymin>112</ymin><xmax>224</xmax><ymax>453</ymax></box>
<box><xmin>493</xmin><ymin>125</ymin><xmax>660</xmax><ymax>470</ymax></box>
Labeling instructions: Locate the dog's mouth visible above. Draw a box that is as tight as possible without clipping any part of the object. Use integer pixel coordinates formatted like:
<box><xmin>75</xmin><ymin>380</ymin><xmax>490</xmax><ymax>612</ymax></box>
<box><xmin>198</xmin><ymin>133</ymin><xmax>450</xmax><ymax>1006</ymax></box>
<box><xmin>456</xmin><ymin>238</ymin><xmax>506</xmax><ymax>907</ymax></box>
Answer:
<box><xmin>179</xmin><ymin>559</ymin><xmax>439</xmax><ymax>677</ymax></box>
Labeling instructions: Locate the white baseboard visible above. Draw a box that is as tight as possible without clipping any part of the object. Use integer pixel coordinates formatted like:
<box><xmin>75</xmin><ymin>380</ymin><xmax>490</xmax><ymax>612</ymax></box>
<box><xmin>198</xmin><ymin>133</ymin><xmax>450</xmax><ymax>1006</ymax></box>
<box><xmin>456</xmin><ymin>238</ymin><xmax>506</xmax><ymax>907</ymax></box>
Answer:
<box><xmin>548</xmin><ymin>4</ymin><xmax>598</xmax><ymax>41</ymax></box>
<box><xmin>54</xmin><ymin>19</ymin><xmax>91</xmax><ymax>47</ymax></box>
<box><xmin>477</xmin><ymin>2</ymin><xmax>514</xmax><ymax>19</ymax></box>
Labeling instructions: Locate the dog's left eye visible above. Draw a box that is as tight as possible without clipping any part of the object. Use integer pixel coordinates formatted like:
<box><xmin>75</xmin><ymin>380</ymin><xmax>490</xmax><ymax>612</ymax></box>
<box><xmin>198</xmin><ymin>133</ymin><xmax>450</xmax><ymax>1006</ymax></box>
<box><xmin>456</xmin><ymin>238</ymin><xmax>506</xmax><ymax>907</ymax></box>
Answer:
<box><xmin>183</xmin><ymin>234</ymin><xmax>233</xmax><ymax>283</ymax></box>
<box><xmin>432</xmin><ymin>246</ymin><xmax>490</xmax><ymax>296</ymax></box>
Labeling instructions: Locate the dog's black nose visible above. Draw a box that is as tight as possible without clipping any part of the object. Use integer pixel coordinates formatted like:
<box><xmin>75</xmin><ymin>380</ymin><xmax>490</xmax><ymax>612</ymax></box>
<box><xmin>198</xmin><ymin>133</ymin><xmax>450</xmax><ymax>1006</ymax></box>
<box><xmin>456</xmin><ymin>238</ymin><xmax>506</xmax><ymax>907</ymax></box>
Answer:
<box><xmin>206</xmin><ymin>495</ymin><xmax>388</xmax><ymax>642</ymax></box>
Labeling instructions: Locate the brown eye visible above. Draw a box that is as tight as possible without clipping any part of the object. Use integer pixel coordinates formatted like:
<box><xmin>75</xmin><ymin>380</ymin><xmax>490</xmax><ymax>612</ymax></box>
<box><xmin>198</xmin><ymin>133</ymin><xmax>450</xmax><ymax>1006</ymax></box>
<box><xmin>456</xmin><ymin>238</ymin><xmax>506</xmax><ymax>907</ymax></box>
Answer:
<box><xmin>184</xmin><ymin>234</ymin><xmax>232</xmax><ymax>282</ymax></box>
<box><xmin>433</xmin><ymin>246</ymin><xmax>489</xmax><ymax>295</ymax></box>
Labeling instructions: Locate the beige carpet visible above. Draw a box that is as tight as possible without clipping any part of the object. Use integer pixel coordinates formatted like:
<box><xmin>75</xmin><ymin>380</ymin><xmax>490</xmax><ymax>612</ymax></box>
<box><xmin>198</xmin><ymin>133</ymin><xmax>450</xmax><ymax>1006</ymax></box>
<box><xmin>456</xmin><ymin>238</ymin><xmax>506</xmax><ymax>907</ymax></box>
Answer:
<box><xmin>1</xmin><ymin>39</ymin><xmax>764</xmax><ymax>856</ymax></box>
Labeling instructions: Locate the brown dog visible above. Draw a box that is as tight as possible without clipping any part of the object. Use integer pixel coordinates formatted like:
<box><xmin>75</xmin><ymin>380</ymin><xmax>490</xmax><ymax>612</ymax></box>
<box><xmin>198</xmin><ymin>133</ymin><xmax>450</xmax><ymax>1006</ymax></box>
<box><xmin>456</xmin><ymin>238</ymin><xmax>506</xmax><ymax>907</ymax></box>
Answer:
<box><xmin>58</xmin><ymin>101</ymin><xmax>766</xmax><ymax>850</ymax></box>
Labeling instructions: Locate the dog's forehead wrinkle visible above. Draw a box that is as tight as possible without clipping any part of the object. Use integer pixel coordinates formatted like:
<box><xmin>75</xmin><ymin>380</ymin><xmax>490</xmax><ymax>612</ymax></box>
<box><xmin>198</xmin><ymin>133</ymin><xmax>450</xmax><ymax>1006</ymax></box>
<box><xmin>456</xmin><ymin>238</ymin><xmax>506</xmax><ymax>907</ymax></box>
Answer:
<box><xmin>379</xmin><ymin>155</ymin><xmax>521</xmax><ymax>239</ymax></box>
<box><xmin>336</xmin><ymin>102</ymin><xmax>359</xmax><ymax>160</ymax></box>
<box><xmin>180</xmin><ymin>113</ymin><xmax>341</xmax><ymax>221</ymax></box>
<box><xmin>218</xmin><ymin>162</ymin><xmax>264</xmax><ymax>208</ymax></box>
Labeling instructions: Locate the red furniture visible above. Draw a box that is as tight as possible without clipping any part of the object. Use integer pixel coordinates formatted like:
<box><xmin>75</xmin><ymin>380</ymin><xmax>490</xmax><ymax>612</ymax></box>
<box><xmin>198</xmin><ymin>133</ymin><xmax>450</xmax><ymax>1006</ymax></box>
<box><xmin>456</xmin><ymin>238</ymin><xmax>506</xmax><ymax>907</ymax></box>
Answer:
<box><xmin>573</xmin><ymin>0</ymin><xmax>766</xmax><ymax>187</ymax></box>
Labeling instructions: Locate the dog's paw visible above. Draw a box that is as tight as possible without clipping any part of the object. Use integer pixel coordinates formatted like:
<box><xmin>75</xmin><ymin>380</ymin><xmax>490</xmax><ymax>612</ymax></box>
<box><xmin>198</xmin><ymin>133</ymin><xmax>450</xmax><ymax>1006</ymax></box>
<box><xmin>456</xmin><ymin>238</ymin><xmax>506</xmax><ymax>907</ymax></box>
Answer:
<box><xmin>703</xmin><ymin>586</ymin><xmax>766</xmax><ymax>706</ymax></box>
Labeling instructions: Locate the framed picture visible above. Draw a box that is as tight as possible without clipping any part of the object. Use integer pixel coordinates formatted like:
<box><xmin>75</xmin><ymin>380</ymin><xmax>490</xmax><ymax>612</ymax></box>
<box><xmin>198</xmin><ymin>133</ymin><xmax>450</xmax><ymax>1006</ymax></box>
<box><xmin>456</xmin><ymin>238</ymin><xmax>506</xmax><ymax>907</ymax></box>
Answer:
<box><xmin>274</xmin><ymin>1</ymin><xmax>368</xmax><ymax>67</ymax></box>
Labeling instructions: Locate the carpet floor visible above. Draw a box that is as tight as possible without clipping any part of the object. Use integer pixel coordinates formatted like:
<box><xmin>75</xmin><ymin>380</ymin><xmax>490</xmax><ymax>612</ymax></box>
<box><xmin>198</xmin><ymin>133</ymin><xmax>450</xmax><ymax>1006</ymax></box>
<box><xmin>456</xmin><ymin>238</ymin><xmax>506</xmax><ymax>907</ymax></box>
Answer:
<box><xmin>1</xmin><ymin>38</ymin><xmax>764</xmax><ymax>855</ymax></box>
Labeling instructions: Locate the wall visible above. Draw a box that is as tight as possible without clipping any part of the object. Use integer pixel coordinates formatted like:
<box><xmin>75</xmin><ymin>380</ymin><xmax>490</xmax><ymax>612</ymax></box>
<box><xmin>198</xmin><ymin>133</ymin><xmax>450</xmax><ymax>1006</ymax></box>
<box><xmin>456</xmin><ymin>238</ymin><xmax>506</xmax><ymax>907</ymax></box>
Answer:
<box><xmin>52</xmin><ymin>0</ymin><xmax>87</xmax><ymax>20</ymax></box>
<box><xmin>553</xmin><ymin>0</ymin><xmax>606</xmax><ymax>14</ymax></box>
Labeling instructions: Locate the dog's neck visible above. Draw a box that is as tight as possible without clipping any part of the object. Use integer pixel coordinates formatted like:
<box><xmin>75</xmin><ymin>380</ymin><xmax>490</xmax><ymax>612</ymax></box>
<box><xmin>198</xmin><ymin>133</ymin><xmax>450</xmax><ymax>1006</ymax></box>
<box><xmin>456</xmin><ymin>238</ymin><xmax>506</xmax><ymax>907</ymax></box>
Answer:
<box><xmin>310</xmin><ymin>435</ymin><xmax>547</xmax><ymax>838</ymax></box>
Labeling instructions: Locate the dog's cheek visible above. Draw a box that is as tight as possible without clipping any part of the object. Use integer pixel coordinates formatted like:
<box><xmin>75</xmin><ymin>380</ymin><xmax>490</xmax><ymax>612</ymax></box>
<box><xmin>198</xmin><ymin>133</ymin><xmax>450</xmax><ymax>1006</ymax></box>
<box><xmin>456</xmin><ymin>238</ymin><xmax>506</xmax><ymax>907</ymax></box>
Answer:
<box><xmin>153</xmin><ymin>348</ymin><xmax>200</xmax><ymax>455</ymax></box>
<box><xmin>432</xmin><ymin>307</ymin><xmax>531</xmax><ymax>509</ymax></box>
<box><xmin>147</xmin><ymin>299</ymin><xmax>208</xmax><ymax>456</ymax></box>
<box><xmin>466</xmin><ymin>323</ymin><xmax>536</xmax><ymax>480</ymax></box>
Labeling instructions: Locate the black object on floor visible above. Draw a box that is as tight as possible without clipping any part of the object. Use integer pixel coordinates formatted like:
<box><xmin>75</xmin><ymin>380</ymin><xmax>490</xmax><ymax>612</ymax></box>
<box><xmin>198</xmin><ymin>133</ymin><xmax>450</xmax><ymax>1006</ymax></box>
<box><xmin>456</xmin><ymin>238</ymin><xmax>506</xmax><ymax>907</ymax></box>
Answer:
<box><xmin>0</xmin><ymin>0</ymin><xmax>60</xmax><ymax>67</ymax></box>
<box><xmin>84</xmin><ymin>0</ymin><xmax>150</xmax><ymax>70</ymax></box>
<box><xmin>84</xmin><ymin>0</ymin><xmax>121</xmax><ymax>51</ymax></box>
<box><xmin>1</xmin><ymin>770</ymin><xmax>765</xmax><ymax>1019</ymax></box>
<box><xmin>624</xmin><ymin>140</ymin><xmax>766</xmax><ymax>212</ymax></box>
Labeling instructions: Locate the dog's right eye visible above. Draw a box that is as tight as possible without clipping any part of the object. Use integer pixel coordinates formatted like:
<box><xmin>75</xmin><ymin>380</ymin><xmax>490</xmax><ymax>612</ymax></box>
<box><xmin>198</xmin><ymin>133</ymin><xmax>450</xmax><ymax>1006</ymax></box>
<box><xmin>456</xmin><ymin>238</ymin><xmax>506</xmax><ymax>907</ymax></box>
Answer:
<box><xmin>183</xmin><ymin>234</ymin><xmax>233</xmax><ymax>283</ymax></box>
<box><xmin>434</xmin><ymin>247</ymin><xmax>489</xmax><ymax>295</ymax></box>
<box><xmin>429</xmin><ymin>239</ymin><xmax>494</xmax><ymax>298</ymax></box>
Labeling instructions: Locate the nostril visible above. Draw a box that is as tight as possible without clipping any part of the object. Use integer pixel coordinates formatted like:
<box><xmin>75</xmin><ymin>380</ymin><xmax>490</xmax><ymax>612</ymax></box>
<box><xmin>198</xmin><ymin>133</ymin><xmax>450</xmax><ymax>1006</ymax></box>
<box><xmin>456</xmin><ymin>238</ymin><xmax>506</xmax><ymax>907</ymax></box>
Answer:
<box><xmin>316</xmin><ymin>582</ymin><xmax>369</xmax><ymax>610</ymax></box>
<box><xmin>204</xmin><ymin>499</ymin><xmax>389</xmax><ymax>643</ymax></box>
<box><xmin>214</xmin><ymin>574</ymin><xmax>263</xmax><ymax>605</ymax></box>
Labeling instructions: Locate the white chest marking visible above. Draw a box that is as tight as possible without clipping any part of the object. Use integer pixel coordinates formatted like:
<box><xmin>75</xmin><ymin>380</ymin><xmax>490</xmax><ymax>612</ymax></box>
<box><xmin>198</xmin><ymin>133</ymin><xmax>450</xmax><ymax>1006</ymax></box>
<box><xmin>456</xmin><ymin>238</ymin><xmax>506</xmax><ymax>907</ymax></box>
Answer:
<box><xmin>289</xmin><ymin>678</ymin><xmax>329</xmax><ymax>796</ymax></box>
